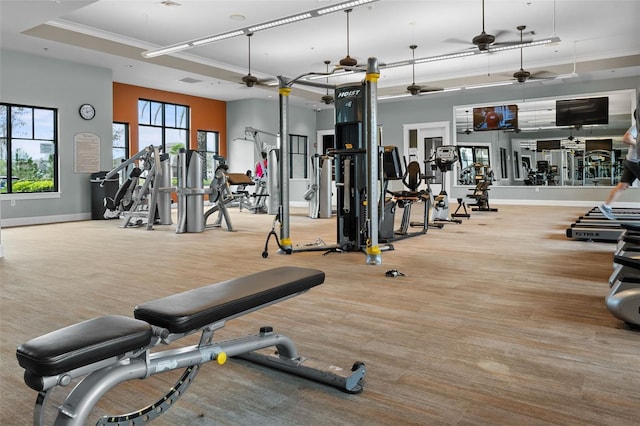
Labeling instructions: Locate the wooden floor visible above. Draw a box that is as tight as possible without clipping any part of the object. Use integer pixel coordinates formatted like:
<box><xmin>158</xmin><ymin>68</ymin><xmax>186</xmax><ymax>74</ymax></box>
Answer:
<box><xmin>1</xmin><ymin>204</ymin><xmax>639</xmax><ymax>425</ymax></box>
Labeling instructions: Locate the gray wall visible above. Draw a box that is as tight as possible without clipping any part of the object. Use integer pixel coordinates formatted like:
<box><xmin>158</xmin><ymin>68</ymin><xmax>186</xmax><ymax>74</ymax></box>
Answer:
<box><xmin>0</xmin><ymin>49</ymin><xmax>114</xmax><ymax>226</ymax></box>
<box><xmin>319</xmin><ymin>76</ymin><xmax>639</xmax><ymax>205</ymax></box>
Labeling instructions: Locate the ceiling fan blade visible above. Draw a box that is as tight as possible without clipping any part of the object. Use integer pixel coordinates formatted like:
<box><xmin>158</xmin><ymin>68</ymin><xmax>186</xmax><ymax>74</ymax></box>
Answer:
<box><xmin>443</xmin><ymin>37</ymin><xmax>473</xmax><ymax>45</ymax></box>
<box><xmin>492</xmin><ymin>29</ymin><xmax>511</xmax><ymax>40</ymax></box>
<box><xmin>419</xmin><ymin>87</ymin><xmax>444</xmax><ymax>93</ymax></box>
<box><xmin>529</xmin><ymin>70</ymin><xmax>557</xmax><ymax>79</ymax></box>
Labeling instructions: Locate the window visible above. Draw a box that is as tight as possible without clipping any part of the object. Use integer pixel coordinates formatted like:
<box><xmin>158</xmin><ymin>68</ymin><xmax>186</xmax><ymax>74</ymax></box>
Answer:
<box><xmin>138</xmin><ymin>100</ymin><xmax>189</xmax><ymax>154</ymax></box>
<box><xmin>0</xmin><ymin>103</ymin><xmax>58</xmax><ymax>194</ymax></box>
<box><xmin>197</xmin><ymin>130</ymin><xmax>219</xmax><ymax>183</ymax></box>
<box><xmin>289</xmin><ymin>134</ymin><xmax>308</xmax><ymax>179</ymax></box>
<box><xmin>112</xmin><ymin>122</ymin><xmax>129</xmax><ymax>170</ymax></box>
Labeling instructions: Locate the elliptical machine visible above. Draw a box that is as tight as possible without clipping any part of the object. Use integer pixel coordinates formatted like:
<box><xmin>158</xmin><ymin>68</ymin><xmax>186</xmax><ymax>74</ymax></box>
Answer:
<box><xmin>430</xmin><ymin>146</ymin><xmax>462</xmax><ymax>225</ymax></box>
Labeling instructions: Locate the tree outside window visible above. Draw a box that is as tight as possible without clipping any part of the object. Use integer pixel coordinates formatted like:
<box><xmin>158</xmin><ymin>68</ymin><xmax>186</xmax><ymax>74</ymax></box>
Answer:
<box><xmin>112</xmin><ymin>122</ymin><xmax>129</xmax><ymax>169</ymax></box>
<box><xmin>1</xmin><ymin>103</ymin><xmax>57</xmax><ymax>193</ymax></box>
<box><xmin>138</xmin><ymin>99</ymin><xmax>189</xmax><ymax>183</ymax></box>
<box><xmin>197</xmin><ymin>130</ymin><xmax>219</xmax><ymax>184</ymax></box>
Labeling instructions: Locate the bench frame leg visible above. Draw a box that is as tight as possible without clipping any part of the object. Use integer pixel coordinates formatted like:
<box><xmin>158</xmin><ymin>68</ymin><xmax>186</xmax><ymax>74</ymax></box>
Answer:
<box><xmin>41</xmin><ymin>328</ymin><xmax>363</xmax><ymax>425</ymax></box>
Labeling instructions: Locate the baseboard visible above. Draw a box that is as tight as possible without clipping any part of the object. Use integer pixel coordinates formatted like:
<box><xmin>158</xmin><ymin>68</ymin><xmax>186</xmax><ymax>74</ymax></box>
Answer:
<box><xmin>489</xmin><ymin>199</ymin><xmax>638</xmax><ymax>208</ymax></box>
<box><xmin>1</xmin><ymin>213</ymin><xmax>92</xmax><ymax>228</ymax></box>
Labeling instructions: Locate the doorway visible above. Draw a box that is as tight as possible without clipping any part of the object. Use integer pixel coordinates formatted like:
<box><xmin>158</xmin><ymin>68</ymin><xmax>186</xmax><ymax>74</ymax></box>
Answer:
<box><xmin>402</xmin><ymin>121</ymin><xmax>450</xmax><ymax>194</ymax></box>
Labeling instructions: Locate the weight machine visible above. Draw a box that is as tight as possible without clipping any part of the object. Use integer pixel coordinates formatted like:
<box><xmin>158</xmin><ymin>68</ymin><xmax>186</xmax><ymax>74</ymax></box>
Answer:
<box><xmin>241</xmin><ymin>127</ymin><xmax>280</xmax><ymax>214</ymax></box>
<box><xmin>102</xmin><ymin>145</ymin><xmax>172</xmax><ymax>229</ymax></box>
<box><xmin>265</xmin><ymin>58</ymin><xmax>386</xmax><ymax>264</ymax></box>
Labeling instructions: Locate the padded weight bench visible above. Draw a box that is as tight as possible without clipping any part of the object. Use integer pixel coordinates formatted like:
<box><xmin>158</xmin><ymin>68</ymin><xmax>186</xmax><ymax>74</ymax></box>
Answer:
<box><xmin>16</xmin><ymin>267</ymin><xmax>366</xmax><ymax>426</ymax></box>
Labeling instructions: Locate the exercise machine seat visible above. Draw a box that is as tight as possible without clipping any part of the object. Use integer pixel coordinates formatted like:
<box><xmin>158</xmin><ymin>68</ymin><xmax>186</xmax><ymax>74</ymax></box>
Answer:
<box><xmin>389</xmin><ymin>161</ymin><xmax>426</xmax><ymax>199</ymax></box>
<box><xmin>403</xmin><ymin>161</ymin><xmax>422</xmax><ymax>192</ymax></box>
<box><xmin>226</xmin><ymin>173</ymin><xmax>255</xmax><ymax>187</ymax></box>
<box><xmin>134</xmin><ymin>267</ymin><xmax>325</xmax><ymax>334</ymax></box>
<box><xmin>16</xmin><ymin>315</ymin><xmax>153</xmax><ymax>378</ymax></box>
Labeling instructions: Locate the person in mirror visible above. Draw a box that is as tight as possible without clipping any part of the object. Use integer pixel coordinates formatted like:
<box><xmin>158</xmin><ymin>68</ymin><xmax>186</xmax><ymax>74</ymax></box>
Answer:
<box><xmin>598</xmin><ymin>109</ymin><xmax>639</xmax><ymax>220</ymax></box>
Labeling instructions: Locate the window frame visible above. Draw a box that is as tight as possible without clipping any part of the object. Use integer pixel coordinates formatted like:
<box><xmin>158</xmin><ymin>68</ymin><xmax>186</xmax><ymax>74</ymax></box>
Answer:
<box><xmin>137</xmin><ymin>99</ymin><xmax>189</xmax><ymax>154</ymax></box>
<box><xmin>0</xmin><ymin>102</ymin><xmax>59</xmax><ymax>194</ymax></box>
<box><xmin>289</xmin><ymin>134</ymin><xmax>308</xmax><ymax>179</ymax></box>
<box><xmin>197</xmin><ymin>129</ymin><xmax>220</xmax><ymax>184</ymax></box>
<box><xmin>112</xmin><ymin>122</ymin><xmax>129</xmax><ymax>171</ymax></box>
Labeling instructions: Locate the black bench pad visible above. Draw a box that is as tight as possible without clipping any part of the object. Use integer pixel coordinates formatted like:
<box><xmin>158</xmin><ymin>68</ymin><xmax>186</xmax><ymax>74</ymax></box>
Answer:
<box><xmin>134</xmin><ymin>267</ymin><xmax>325</xmax><ymax>334</ymax></box>
<box><xmin>16</xmin><ymin>315</ymin><xmax>153</xmax><ymax>377</ymax></box>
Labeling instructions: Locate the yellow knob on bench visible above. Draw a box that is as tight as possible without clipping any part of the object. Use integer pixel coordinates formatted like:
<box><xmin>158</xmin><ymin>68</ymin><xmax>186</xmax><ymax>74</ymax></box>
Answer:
<box><xmin>216</xmin><ymin>352</ymin><xmax>227</xmax><ymax>365</ymax></box>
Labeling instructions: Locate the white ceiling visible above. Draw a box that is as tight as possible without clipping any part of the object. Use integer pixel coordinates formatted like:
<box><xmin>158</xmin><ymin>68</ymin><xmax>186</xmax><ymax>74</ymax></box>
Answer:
<box><xmin>1</xmin><ymin>0</ymin><xmax>639</xmax><ymax>112</ymax></box>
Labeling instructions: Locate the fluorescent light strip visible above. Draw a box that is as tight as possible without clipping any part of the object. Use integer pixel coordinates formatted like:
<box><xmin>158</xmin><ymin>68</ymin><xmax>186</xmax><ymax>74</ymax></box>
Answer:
<box><xmin>380</xmin><ymin>37</ymin><xmax>561</xmax><ymax>70</ymax></box>
<box><xmin>379</xmin><ymin>93</ymin><xmax>413</xmax><ymax>100</ymax></box>
<box><xmin>465</xmin><ymin>81</ymin><xmax>514</xmax><ymax>90</ymax></box>
<box><xmin>248</xmin><ymin>13</ymin><xmax>313</xmax><ymax>32</ymax></box>
<box><xmin>192</xmin><ymin>30</ymin><xmax>246</xmax><ymax>46</ymax></box>
<box><xmin>380</xmin><ymin>50</ymin><xmax>479</xmax><ymax>69</ymax></box>
<box><xmin>142</xmin><ymin>0</ymin><xmax>381</xmax><ymax>58</ymax></box>
<box><xmin>306</xmin><ymin>70</ymin><xmax>358</xmax><ymax>81</ymax></box>
<box><xmin>145</xmin><ymin>43</ymin><xmax>192</xmax><ymax>57</ymax></box>
<box><xmin>317</xmin><ymin>0</ymin><xmax>377</xmax><ymax>14</ymax></box>
<box><xmin>415</xmin><ymin>50</ymin><xmax>480</xmax><ymax>64</ymax></box>
<box><xmin>488</xmin><ymin>36</ymin><xmax>561</xmax><ymax>52</ymax></box>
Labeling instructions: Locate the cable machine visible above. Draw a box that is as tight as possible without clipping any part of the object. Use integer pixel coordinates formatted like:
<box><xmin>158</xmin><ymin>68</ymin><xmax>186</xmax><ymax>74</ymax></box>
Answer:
<box><xmin>264</xmin><ymin>57</ymin><xmax>384</xmax><ymax>264</ymax></box>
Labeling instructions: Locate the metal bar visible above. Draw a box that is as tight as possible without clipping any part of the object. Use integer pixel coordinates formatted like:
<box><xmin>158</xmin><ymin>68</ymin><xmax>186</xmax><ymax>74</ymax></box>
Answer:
<box><xmin>365</xmin><ymin>57</ymin><xmax>382</xmax><ymax>265</ymax></box>
<box><xmin>237</xmin><ymin>348</ymin><xmax>365</xmax><ymax>394</ymax></box>
<box><xmin>278</xmin><ymin>77</ymin><xmax>292</xmax><ymax>251</ymax></box>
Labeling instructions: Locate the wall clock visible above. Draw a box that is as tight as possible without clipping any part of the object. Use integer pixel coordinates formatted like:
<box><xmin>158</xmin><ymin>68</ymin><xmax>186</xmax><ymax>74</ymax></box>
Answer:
<box><xmin>79</xmin><ymin>103</ymin><xmax>96</xmax><ymax>120</ymax></box>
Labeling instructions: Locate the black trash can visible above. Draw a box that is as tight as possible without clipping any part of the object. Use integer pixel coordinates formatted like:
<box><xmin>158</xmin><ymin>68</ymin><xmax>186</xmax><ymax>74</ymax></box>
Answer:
<box><xmin>90</xmin><ymin>171</ymin><xmax>119</xmax><ymax>220</ymax></box>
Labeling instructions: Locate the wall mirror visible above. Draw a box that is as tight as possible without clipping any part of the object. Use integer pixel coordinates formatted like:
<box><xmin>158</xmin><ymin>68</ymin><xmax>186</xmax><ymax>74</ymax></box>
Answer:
<box><xmin>453</xmin><ymin>89</ymin><xmax>635</xmax><ymax>187</ymax></box>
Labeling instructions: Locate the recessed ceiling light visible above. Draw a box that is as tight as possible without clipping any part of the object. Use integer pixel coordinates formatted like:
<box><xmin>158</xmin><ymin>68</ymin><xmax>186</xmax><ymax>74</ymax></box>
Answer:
<box><xmin>179</xmin><ymin>77</ymin><xmax>203</xmax><ymax>84</ymax></box>
<box><xmin>230</xmin><ymin>14</ymin><xmax>246</xmax><ymax>21</ymax></box>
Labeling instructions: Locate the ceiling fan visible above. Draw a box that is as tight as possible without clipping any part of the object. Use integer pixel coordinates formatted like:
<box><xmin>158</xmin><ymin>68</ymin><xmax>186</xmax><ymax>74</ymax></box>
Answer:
<box><xmin>512</xmin><ymin>26</ymin><xmax>532</xmax><ymax>83</ymax></box>
<box><xmin>406</xmin><ymin>45</ymin><xmax>442</xmax><ymax>95</ymax></box>
<box><xmin>445</xmin><ymin>0</ymin><xmax>524</xmax><ymax>52</ymax></box>
<box><xmin>240</xmin><ymin>33</ymin><xmax>274</xmax><ymax>88</ymax></box>
<box><xmin>471</xmin><ymin>0</ymin><xmax>509</xmax><ymax>51</ymax></box>
<box><xmin>512</xmin><ymin>25</ymin><xmax>557</xmax><ymax>83</ymax></box>
<box><xmin>464</xmin><ymin>110</ymin><xmax>472</xmax><ymax>135</ymax></box>
<box><xmin>321</xmin><ymin>60</ymin><xmax>335</xmax><ymax>105</ymax></box>
<box><xmin>339</xmin><ymin>9</ymin><xmax>358</xmax><ymax>67</ymax></box>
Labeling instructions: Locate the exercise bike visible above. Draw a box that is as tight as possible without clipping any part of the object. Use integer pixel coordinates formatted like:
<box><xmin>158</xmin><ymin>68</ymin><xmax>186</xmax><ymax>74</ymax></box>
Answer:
<box><xmin>427</xmin><ymin>146</ymin><xmax>462</xmax><ymax>225</ymax></box>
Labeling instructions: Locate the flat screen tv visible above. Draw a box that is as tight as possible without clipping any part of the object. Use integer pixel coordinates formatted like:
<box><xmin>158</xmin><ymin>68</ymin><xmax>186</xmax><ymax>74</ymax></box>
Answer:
<box><xmin>585</xmin><ymin>139</ymin><xmax>613</xmax><ymax>152</ymax></box>
<box><xmin>555</xmin><ymin>97</ymin><xmax>609</xmax><ymax>126</ymax></box>
<box><xmin>536</xmin><ymin>140</ymin><xmax>562</xmax><ymax>152</ymax></box>
<box><xmin>473</xmin><ymin>104</ymin><xmax>518</xmax><ymax>131</ymax></box>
